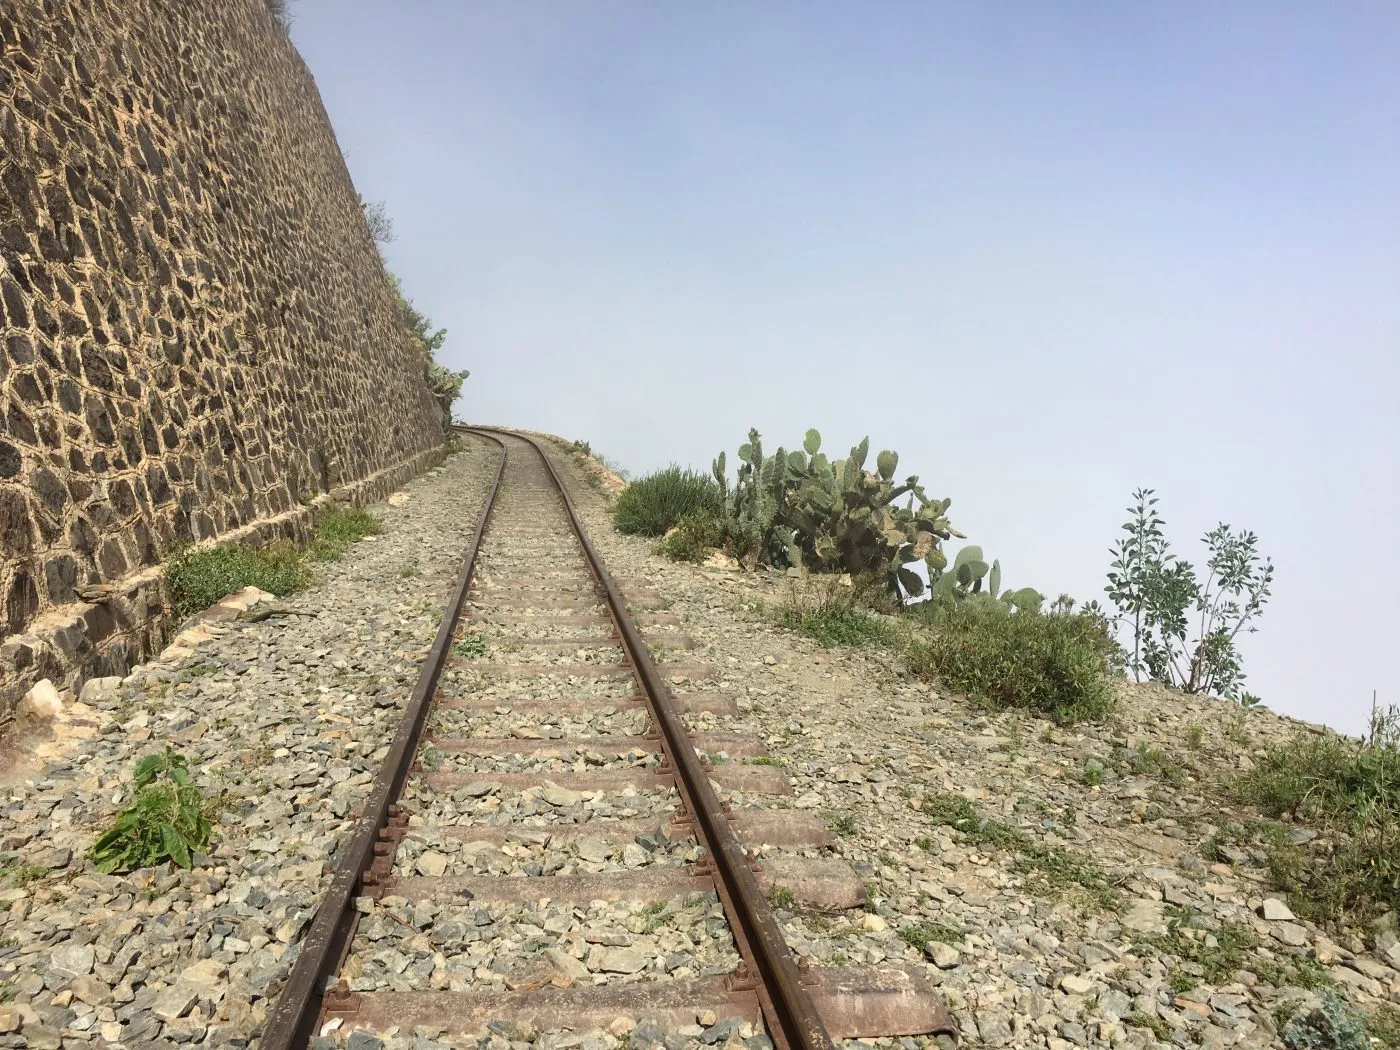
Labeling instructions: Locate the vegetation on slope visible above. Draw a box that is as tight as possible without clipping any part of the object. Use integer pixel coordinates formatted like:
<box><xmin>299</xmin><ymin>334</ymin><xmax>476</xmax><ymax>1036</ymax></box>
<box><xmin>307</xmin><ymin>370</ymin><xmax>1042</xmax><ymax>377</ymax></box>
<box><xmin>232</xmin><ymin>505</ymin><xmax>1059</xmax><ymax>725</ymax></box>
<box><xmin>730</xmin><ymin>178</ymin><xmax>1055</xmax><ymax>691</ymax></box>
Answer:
<box><xmin>1233</xmin><ymin>706</ymin><xmax>1400</xmax><ymax>925</ymax></box>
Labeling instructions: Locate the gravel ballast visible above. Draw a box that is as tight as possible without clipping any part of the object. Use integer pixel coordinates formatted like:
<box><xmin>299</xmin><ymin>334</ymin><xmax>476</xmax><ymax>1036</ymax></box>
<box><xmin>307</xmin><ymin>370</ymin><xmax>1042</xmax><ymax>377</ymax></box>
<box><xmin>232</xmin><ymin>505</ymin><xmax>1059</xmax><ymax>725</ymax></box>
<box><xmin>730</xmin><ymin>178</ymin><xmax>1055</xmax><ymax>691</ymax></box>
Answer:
<box><xmin>0</xmin><ymin>438</ymin><xmax>501</xmax><ymax>1046</ymax></box>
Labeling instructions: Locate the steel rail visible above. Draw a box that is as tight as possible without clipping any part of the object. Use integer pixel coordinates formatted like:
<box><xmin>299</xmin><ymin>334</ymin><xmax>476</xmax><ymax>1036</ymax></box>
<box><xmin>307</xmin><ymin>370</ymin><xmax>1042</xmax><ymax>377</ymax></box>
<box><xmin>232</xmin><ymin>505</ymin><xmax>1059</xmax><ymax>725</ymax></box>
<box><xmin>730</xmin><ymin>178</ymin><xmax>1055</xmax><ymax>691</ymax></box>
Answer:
<box><xmin>259</xmin><ymin>431</ymin><xmax>509</xmax><ymax>1050</ymax></box>
<box><xmin>483</xmin><ymin>428</ymin><xmax>837</xmax><ymax>1050</ymax></box>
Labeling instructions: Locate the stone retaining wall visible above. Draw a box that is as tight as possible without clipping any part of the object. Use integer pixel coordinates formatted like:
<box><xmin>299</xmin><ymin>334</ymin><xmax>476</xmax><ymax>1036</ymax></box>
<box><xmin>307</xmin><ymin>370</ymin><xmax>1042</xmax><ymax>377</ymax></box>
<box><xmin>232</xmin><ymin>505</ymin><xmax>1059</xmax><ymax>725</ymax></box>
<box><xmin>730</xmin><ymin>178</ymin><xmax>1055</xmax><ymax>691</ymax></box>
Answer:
<box><xmin>0</xmin><ymin>0</ymin><xmax>447</xmax><ymax>715</ymax></box>
<box><xmin>0</xmin><ymin>443</ymin><xmax>446</xmax><ymax>724</ymax></box>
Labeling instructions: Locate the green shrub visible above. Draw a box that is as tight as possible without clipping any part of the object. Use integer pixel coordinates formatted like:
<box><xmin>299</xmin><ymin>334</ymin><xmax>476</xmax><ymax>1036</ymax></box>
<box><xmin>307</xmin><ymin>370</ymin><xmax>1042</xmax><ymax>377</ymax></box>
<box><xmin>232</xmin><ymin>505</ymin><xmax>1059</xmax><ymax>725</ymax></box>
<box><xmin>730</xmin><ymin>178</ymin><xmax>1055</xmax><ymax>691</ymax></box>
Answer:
<box><xmin>165</xmin><ymin>503</ymin><xmax>384</xmax><ymax>617</ymax></box>
<box><xmin>89</xmin><ymin>750</ymin><xmax>217</xmax><ymax>872</ymax></box>
<box><xmin>454</xmin><ymin>634</ymin><xmax>487</xmax><ymax>658</ymax></box>
<box><xmin>310</xmin><ymin>505</ymin><xmax>382</xmax><ymax>561</ymax></box>
<box><xmin>165</xmin><ymin>541</ymin><xmax>310</xmax><ymax>619</ymax></box>
<box><xmin>1233</xmin><ymin>709</ymin><xmax>1400</xmax><ymax>923</ymax></box>
<box><xmin>777</xmin><ymin>588</ymin><xmax>894</xmax><ymax>649</ymax></box>
<box><xmin>1368</xmin><ymin>1006</ymin><xmax>1400</xmax><ymax>1049</ymax></box>
<box><xmin>653</xmin><ymin>510</ymin><xmax>726</xmax><ymax>563</ymax></box>
<box><xmin>904</xmin><ymin>598</ymin><xmax>1117</xmax><ymax>724</ymax></box>
<box><xmin>824</xmin><ymin>811</ymin><xmax>858</xmax><ymax>837</ymax></box>
<box><xmin>898</xmin><ymin>921</ymin><xmax>962</xmax><ymax>949</ymax></box>
<box><xmin>612</xmin><ymin>466</ymin><xmax>722</xmax><ymax>537</ymax></box>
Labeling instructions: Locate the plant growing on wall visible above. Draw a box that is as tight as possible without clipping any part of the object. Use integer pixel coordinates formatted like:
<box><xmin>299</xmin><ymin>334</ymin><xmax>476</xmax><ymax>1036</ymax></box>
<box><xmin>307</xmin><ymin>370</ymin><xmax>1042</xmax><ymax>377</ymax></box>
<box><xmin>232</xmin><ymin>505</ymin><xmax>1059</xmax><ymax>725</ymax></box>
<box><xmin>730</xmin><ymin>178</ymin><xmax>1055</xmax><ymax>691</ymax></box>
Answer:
<box><xmin>388</xmin><ymin>275</ymin><xmax>467</xmax><ymax>432</ymax></box>
<box><xmin>1104</xmin><ymin>488</ymin><xmax>1274</xmax><ymax>704</ymax></box>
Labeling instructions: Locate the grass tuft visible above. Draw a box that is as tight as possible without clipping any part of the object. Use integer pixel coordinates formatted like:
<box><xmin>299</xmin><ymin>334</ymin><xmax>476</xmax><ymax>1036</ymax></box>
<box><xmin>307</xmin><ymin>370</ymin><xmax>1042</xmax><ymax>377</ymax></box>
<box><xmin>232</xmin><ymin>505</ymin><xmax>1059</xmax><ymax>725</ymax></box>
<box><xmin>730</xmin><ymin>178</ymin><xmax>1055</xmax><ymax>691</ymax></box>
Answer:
<box><xmin>612</xmin><ymin>466</ymin><xmax>721</xmax><ymax>538</ymax></box>
<box><xmin>309</xmin><ymin>505</ymin><xmax>382</xmax><ymax>561</ymax></box>
<box><xmin>898</xmin><ymin>921</ymin><xmax>962</xmax><ymax>949</ymax></box>
<box><xmin>920</xmin><ymin>791</ymin><xmax>1118</xmax><ymax>910</ymax></box>
<box><xmin>824</xmin><ymin>811</ymin><xmax>858</xmax><ymax>837</ymax></box>
<box><xmin>777</xmin><ymin>585</ymin><xmax>895</xmax><ymax>649</ymax></box>
<box><xmin>164</xmin><ymin>541</ymin><xmax>310</xmax><ymax>619</ymax></box>
<box><xmin>165</xmin><ymin>504</ymin><xmax>383</xmax><ymax>618</ymax></box>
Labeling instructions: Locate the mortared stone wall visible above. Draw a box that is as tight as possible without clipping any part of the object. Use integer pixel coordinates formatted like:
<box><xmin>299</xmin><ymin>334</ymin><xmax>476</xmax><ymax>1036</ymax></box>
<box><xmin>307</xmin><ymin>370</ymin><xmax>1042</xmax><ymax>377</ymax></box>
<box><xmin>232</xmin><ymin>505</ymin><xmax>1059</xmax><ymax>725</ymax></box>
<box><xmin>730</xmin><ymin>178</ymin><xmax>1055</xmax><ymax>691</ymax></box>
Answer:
<box><xmin>0</xmin><ymin>0</ymin><xmax>447</xmax><ymax>716</ymax></box>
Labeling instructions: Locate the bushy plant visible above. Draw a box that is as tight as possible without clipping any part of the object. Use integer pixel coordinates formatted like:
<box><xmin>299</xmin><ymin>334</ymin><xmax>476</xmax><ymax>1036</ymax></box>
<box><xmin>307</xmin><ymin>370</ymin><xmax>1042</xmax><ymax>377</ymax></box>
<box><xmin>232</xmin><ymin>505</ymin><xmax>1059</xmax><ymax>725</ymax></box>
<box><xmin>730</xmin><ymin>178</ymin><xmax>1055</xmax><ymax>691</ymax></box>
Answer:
<box><xmin>1233</xmin><ymin>706</ymin><xmax>1400</xmax><ymax>922</ymax></box>
<box><xmin>1103</xmin><ymin>488</ymin><xmax>1273</xmax><ymax>703</ymax></box>
<box><xmin>612</xmin><ymin>466</ymin><xmax>722</xmax><ymax>537</ymax></box>
<box><xmin>166</xmin><ymin>504</ymin><xmax>383</xmax><ymax>617</ymax></box>
<box><xmin>712</xmin><ymin>428</ymin><xmax>959</xmax><ymax>591</ymax></box>
<box><xmin>654</xmin><ymin>510</ymin><xmax>726</xmax><ymax>563</ymax></box>
<box><xmin>165</xmin><ymin>541</ymin><xmax>311</xmax><ymax>619</ymax></box>
<box><xmin>905</xmin><ymin>598</ymin><xmax>1118</xmax><ymax>724</ymax></box>
<box><xmin>90</xmin><ymin>750</ymin><xmax>217</xmax><ymax>872</ymax></box>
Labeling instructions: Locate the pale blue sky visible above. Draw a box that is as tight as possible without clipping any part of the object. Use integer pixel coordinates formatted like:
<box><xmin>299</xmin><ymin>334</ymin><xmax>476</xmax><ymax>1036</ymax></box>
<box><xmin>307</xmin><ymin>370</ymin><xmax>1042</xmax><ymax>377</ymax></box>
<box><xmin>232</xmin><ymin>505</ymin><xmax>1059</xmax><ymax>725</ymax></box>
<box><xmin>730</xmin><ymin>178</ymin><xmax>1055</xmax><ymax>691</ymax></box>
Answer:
<box><xmin>291</xmin><ymin>2</ymin><xmax>1398</xmax><ymax>734</ymax></box>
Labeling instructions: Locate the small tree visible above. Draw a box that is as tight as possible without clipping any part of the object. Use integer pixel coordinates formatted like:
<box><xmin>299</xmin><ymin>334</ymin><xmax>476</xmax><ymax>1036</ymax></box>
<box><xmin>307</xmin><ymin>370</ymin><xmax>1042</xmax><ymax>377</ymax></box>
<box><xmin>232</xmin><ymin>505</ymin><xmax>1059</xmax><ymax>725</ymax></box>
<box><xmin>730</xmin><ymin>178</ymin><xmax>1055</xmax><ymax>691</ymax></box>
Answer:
<box><xmin>1104</xmin><ymin>488</ymin><xmax>1273</xmax><ymax>704</ymax></box>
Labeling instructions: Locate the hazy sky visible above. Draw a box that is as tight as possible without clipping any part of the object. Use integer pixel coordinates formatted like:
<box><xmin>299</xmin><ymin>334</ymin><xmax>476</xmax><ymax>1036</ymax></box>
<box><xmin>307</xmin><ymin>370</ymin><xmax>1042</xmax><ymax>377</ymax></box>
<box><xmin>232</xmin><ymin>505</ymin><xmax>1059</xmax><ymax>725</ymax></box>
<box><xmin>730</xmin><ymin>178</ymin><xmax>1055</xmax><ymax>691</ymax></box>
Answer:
<box><xmin>291</xmin><ymin>2</ymin><xmax>1398</xmax><ymax>735</ymax></box>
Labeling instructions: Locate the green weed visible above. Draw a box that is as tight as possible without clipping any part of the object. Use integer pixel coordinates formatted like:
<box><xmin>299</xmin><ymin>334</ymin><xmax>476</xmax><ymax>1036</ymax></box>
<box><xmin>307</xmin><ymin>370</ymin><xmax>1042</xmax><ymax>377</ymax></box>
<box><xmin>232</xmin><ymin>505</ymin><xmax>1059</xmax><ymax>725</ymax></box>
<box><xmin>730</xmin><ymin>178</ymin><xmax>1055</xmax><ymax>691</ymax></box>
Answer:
<box><xmin>778</xmin><ymin>597</ymin><xmax>893</xmax><ymax>649</ymax></box>
<box><xmin>824</xmin><ymin>811</ymin><xmax>858</xmax><ymax>837</ymax></box>
<box><xmin>920</xmin><ymin>791</ymin><xmax>1118</xmax><ymax>910</ymax></box>
<box><xmin>454</xmin><ymin>635</ymin><xmax>488</xmax><ymax>659</ymax></box>
<box><xmin>89</xmin><ymin>749</ymin><xmax>217</xmax><ymax>872</ymax></box>
<box><xmin>1128</xmin><ymin>741</ymin><xmax>1183</xmax><ymax>784</ymax></box>
<box><xmin>1233</xmin><ymin>709</ymin><xmax>1400</xmax><ymax>924</ymax></box>
<box><xmin>1125</xmin><ymin>1012</ymin><xmax>1172</xmax><ymax>1041</ymax></box>
<box><xmin>653</xmin><ymin>509</ymin><xmax>726</xmax><ymax>563</ymax></box>
<box><xmin>898</xmin><ymin>922</ymin><xmax>962</xmax><ymax>949</ymax></box>
<box><xmin>768</xmin><ymin>885</ymin><xmax>795</xmax><ymax>909</ymax></box>
<box><xmin>1138</xmin><ymin>913</ymin><xmax>1326</xmax><ymax>994</ymax></box>
<box><xmin>1281</xmin><ymin>992</ymin><xmax>1370</xmax><ymax>1050</ymax></box>
<box><xmin>0</xmin><ymin>859</ymin><xmax>47</xmax><ymax>888</ymax></box>
<box><xmin>1368</xmin><ymin>1005</ymin><xmax>1400</xmax><ymax>1050</ymax></box>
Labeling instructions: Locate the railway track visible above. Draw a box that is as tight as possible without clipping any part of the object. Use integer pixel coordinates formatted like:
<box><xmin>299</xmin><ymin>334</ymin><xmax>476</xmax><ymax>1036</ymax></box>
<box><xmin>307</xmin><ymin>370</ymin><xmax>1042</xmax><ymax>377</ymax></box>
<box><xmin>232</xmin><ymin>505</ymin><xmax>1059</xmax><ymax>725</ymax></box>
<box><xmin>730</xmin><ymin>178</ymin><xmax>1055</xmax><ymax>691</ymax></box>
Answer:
<box><xmin>260</xmin><ymin>428</ymin><xmax>956</xmax><ymax>1050</ymax></box>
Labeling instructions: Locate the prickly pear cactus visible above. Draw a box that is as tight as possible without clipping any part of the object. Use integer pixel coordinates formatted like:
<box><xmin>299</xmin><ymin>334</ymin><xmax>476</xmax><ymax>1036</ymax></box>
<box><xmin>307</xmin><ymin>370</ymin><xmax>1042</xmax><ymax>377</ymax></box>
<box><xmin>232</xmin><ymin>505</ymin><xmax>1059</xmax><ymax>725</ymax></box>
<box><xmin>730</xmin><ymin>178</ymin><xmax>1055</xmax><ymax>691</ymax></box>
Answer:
<box><xmin>713</xmin><ymin>426</ymin><xmax>961</xmax><ymax>587</ymax></box>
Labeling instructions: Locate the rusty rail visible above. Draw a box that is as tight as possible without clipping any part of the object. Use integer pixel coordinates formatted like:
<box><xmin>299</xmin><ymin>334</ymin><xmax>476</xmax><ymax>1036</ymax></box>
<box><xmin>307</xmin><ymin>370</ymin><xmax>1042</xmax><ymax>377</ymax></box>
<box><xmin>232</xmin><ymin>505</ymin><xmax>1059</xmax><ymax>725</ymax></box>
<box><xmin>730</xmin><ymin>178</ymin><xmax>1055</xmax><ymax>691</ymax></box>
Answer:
<box><xmin>258</xmin><ymin>425</ymin><xmax>954</xmax><ymax>1049</ymax></box>
<box><xmin>258</xmin><ymin>432</ymin><xmax>507</xmax><ymax>1050</ymax></box>
<box><xmin>493</xmin><ymin>428</ymin><xmax>837</xmax><ymax>1050</ymax></box>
